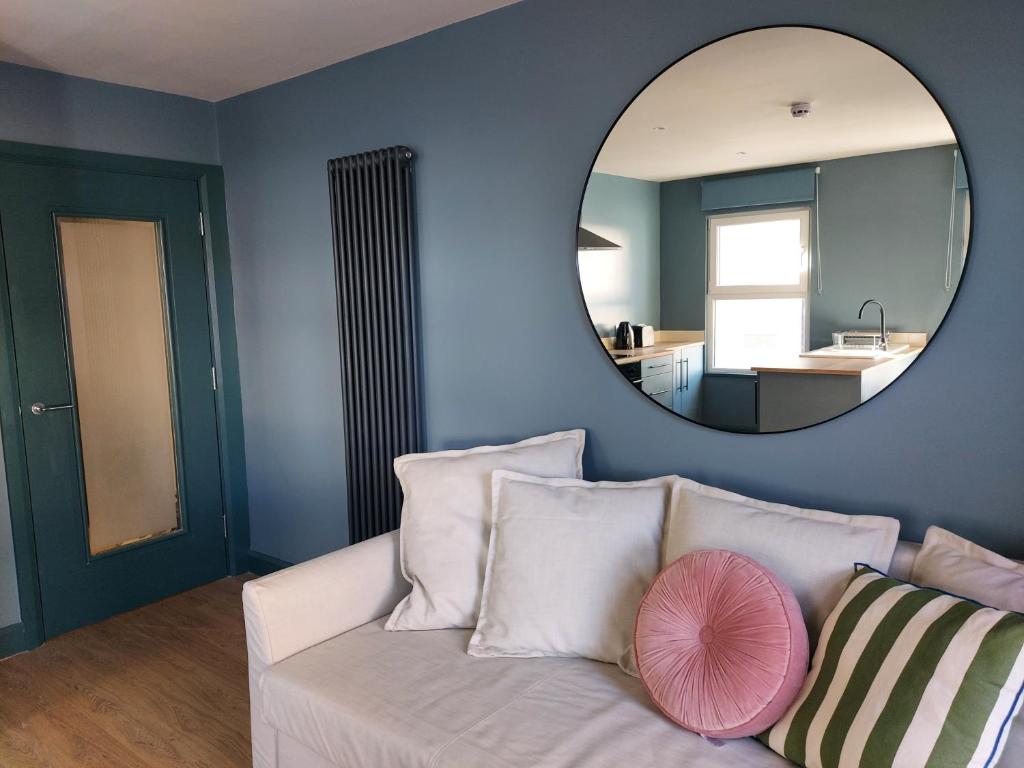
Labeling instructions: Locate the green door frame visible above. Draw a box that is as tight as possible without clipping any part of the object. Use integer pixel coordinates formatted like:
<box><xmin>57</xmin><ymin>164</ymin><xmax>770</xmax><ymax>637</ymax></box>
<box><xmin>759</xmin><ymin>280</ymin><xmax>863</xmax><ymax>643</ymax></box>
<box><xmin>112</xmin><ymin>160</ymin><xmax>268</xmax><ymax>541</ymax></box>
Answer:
<box><xmin>0</xmin><ymin>140</ymin><xmax>248</xmax><ymax>653</ymax></box>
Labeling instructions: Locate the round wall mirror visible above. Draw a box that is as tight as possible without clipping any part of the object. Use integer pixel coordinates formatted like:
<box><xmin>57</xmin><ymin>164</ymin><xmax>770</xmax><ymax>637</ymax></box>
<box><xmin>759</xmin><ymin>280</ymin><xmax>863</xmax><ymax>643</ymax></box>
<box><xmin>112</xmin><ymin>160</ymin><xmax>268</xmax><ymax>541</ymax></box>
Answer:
<box><xmin>577</xmin><ymin>27</ymin><xmax>970</xmax><ymax>433</ymax></box>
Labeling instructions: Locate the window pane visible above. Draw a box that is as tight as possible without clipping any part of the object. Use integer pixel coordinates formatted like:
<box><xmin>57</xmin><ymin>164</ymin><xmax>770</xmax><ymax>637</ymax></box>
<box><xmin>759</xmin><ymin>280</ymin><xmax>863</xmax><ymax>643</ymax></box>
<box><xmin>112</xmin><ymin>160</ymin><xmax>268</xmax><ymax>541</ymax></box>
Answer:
<box><xmin>58</xmin><ymin>217</ymin><xmax>181</xmax><ymax>555</ymax></box>
<box><xmin>713</xmin><ymin>298</ymin><xmax>804</xmax><ymax>370</ymax></box>
<box><xmin>716</xmin><ymin>217</ymin><xmax>805</xmax><ymax>286</ymax></box>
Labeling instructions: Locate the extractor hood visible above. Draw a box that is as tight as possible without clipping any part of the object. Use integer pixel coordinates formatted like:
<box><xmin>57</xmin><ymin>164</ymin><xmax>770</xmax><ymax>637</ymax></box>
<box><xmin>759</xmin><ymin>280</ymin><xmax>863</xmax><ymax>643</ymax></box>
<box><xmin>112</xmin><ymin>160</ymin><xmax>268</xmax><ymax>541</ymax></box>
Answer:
<box><xmin>577</xmin><ymin>227</ymin><xmax>621</xmax><ymax>250</ymax></box>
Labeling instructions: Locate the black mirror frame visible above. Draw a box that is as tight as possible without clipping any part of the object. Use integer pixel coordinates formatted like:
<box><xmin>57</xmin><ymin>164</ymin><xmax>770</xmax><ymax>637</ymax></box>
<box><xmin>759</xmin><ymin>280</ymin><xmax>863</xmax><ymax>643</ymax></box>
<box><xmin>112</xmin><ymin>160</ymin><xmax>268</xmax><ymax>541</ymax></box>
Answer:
<box><xmin>573</xmin><ymin>23</ymin><xmax>974</xmax><ymax>435</ymax></box>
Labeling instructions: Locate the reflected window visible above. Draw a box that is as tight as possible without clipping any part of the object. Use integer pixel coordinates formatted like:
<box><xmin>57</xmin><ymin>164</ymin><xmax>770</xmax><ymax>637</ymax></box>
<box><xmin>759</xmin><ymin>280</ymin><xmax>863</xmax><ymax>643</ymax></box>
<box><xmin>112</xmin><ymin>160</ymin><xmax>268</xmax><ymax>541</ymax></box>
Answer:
<box><xmin>707</xmin><ymin>209</ymin><xmax>809</xmax><ymax>373</ymax></box>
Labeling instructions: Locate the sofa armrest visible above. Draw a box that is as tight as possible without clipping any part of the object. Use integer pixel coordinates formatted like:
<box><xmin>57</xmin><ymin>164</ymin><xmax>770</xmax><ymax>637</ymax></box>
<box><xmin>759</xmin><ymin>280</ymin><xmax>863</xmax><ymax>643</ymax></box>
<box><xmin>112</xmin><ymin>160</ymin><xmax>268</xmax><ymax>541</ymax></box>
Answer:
<box><xmin>244</xmin><ymin>530</ymin><xmax>407</xmax><ymax>768</ymax></box>
<box><xmin>243</xmin><ymin>529</ymin><xmax>407</xmax><ymax>668</ymax></box>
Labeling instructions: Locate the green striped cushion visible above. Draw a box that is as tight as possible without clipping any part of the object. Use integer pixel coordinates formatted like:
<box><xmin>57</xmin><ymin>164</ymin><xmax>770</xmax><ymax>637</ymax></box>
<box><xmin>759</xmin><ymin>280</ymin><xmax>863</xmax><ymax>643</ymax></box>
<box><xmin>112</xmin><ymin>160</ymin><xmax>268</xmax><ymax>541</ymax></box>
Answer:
<box><xmin>759</xmin><ymin>565</ymin><xmax>1024</xmax><ymax>768</ymax></box>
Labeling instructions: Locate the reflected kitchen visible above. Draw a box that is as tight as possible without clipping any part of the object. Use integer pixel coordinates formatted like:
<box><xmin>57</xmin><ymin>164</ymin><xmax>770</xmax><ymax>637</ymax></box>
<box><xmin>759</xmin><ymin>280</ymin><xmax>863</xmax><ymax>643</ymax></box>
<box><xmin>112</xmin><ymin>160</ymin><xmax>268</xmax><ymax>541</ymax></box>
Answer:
<box><xmin>577</xmin><ymin>27</ymin><xmax>970</xmax><ymax>433</ymax></box>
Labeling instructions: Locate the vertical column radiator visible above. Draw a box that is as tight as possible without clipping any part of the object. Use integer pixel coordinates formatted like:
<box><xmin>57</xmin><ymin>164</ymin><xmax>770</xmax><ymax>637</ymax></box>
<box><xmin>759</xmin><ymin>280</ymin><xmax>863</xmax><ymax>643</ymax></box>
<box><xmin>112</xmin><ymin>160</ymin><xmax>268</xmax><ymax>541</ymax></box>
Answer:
<box><xmin>328</xmin><ymin>146</ymin><xmax>422</xmax><ymax>544</ymax></box>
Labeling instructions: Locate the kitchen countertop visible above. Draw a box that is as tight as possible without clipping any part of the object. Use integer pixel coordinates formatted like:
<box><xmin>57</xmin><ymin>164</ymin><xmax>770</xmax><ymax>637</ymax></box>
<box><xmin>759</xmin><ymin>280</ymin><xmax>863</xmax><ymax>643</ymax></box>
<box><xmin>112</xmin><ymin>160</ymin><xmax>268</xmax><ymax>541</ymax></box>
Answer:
<box><xmin>751</xmin><ymin>336</ymin><xmax>925</xmax><ymax>377</ymax></box>
<box><xmin>608</xmin><ymin>340</ymin><xmax>705</xmax><ymax>365</ymax></box>
<box><xmin>603</xmin><ymin>331</ymin><xmax>705</xmax><ymax>366</ymax></box>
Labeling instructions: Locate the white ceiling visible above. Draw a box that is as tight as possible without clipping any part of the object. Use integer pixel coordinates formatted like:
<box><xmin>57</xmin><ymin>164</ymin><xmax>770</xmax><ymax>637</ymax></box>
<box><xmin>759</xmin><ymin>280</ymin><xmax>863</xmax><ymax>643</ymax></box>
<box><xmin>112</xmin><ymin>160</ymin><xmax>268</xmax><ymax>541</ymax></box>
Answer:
<box><xmin>594</xmin><ymin>27</ymin><xmax>956</xmax><ymax>182</ymax></box>
<box><xmin>0</xmin><ymin>0</ymin><xmax>521</xmax><ymax>101</ymax></box>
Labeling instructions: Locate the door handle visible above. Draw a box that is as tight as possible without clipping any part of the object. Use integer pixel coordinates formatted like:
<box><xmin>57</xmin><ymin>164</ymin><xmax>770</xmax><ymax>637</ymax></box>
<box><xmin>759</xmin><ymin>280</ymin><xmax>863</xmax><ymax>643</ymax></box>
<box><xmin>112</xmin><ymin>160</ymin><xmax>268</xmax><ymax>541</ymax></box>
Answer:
<box><xmin>30</xmin><ymin>402</ymin><xmax>74</xmax><ymax>416</ymax></box>
<box><xmin>683</xmin><ymin>359</ymin><xmax>689</xmax><ymax>391</ymax></box>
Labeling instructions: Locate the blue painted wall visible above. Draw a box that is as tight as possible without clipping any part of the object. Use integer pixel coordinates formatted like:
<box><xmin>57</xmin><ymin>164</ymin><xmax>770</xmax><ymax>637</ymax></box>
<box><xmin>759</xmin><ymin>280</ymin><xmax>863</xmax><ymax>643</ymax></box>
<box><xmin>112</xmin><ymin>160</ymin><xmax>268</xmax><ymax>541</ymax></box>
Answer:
<box><xmin>0</xmin><ymin>62</ymin><xmax>219</xmax><ymax>629</ymax></box>
<box><xmin>579</xmin><ymin>173</ymin><xmax>661</xmax><ymax>337</ymax></box>
<box><xmin>0</xmin><ymin>61</ymin><xmax>219</xmax><ymax>164</ymax></box>
<box><xmin>218</xmin><ymin>0</ymin><xmax>1024</xmax><ymax>561</ymax></box>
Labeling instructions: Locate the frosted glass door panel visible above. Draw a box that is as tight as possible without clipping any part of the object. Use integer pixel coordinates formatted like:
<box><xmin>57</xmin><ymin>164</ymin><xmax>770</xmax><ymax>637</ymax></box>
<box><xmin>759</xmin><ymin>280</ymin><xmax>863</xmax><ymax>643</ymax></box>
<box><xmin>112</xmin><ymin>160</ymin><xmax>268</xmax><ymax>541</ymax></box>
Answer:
<box><xmin>57</xmin><ymin>217</ymin><xmax>181</xmax><ymax>555</ymax></box>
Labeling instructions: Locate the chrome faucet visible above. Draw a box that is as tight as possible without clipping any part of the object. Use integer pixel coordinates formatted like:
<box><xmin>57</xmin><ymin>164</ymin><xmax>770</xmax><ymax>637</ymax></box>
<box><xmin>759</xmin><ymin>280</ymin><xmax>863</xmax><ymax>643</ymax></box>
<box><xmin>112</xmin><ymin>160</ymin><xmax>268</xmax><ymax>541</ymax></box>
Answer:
<box><xmin>858</xmin><ymin>299</ymin><xmax>887</xmax><ymax>349</ymax></box>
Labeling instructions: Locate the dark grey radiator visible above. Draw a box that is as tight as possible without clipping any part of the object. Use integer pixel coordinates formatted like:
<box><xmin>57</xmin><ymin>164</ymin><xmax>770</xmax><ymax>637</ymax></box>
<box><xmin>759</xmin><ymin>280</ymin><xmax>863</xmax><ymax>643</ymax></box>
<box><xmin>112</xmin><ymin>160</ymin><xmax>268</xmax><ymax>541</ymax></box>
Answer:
<box><xmin>328</xmin><ymin>146</ymin><xmax>422</xmax><ymax>544</ymax></box>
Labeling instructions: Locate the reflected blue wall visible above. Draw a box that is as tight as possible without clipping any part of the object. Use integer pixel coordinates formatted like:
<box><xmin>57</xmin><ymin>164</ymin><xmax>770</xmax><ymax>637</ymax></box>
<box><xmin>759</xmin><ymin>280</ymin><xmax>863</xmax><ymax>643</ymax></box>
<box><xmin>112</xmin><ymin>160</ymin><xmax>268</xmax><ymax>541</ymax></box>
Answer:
<box><xmin>579</xmin><ymin>173</ymin><xmax>661</xmax><ymax>337</ymax></box>
<box><xmin>810</xmin><ymin>145</ymin><xmax>966</xmax><ymax>348</ymax></box>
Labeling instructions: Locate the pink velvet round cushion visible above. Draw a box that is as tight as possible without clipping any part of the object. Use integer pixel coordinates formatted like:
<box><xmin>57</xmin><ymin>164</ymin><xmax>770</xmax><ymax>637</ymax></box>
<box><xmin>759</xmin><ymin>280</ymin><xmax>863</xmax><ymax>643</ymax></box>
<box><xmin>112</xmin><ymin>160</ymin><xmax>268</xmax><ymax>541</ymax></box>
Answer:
<box><xmin>634</xmin><ymin>549</ymin><xmax>808</xmax><ymax>739</ymax></box>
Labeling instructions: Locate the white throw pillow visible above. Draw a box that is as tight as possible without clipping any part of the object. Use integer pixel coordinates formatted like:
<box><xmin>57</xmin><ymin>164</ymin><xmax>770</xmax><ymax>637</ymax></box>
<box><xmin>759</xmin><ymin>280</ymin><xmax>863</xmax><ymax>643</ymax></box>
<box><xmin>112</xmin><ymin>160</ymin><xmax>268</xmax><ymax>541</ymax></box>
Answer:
<box><xmin>467</xmin><ymin>471</ymin><xmax>670</xmax><ymax>664</ymax></box>
<box><xmin>386</xmin><ymin>430</ymin><xmax>585</xmax><ymax>631</ymax></box>
<box><xmin>911</xmin><ymin>526</ymin><xmax>1024</xmax><ymax>767</ymax></box>
<box><xmin>664</xmin><ymin>477</ymin><xmax>900</xmax><ymax>640</ymax></box>
<box><xmin>911</xmin><ymin>526</ymin><xmax>1024</xmax><ymax>613</ymax></box>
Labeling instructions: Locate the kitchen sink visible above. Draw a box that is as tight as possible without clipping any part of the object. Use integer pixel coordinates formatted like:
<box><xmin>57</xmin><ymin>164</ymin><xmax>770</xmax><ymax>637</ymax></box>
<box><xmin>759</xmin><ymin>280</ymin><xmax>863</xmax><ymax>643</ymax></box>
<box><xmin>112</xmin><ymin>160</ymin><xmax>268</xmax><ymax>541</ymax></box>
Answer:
<box><xmin>800</xmin><ymin>344</ymin><xmax>910</xmax><ymax>360</ymax></box>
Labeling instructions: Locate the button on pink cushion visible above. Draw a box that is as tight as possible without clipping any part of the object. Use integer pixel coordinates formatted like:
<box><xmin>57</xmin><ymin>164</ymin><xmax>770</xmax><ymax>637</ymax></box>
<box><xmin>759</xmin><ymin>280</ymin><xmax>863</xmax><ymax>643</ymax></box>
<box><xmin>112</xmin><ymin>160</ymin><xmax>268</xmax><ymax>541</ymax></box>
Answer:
<box><xmin>635</xmin><ymin>549</ymin><xmax>809</xmax><ymax>738</ymax></box>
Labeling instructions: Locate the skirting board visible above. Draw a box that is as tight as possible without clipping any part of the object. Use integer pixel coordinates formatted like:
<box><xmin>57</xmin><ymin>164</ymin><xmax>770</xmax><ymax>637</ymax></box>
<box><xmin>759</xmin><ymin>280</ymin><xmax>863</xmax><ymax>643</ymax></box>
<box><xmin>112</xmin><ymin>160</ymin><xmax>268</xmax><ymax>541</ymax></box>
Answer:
<box><xmin>248</xmin><ymin>550</ymin><xmax>293</xmax><ymax>576</ymax></box>
<box><xmin>0</xmin><ymin>621</ymin><xmax>26</xmax><ymax>660</ymax></box>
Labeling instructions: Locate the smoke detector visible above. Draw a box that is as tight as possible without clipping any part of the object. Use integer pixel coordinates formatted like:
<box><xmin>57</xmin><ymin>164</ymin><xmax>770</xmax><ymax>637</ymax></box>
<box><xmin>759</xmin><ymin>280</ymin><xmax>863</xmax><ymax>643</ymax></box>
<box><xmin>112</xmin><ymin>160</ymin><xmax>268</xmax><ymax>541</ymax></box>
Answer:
<box><xmin>790</xmin><ymin>102</ymin><xmax>812</xmax><ymax>119</ymax></box>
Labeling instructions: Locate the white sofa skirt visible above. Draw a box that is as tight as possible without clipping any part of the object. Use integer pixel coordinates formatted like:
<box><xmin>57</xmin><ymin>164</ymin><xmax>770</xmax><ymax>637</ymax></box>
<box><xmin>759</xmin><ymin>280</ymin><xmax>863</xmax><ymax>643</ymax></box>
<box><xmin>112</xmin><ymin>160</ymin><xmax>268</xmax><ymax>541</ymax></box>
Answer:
<box><xmin>278</xmin><ymin>731</ymin><xmax>337</xmax><ymax>768</ymax></box>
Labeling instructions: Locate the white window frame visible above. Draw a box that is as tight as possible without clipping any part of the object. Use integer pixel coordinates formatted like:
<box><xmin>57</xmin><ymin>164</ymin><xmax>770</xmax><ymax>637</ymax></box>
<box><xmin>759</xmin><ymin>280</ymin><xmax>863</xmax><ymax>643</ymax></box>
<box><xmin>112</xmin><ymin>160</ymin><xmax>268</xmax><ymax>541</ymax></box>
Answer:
<box><xmin>706</xmin><ymin>207</ymin><xmax>811</xmax><ymax>375</ymax></box>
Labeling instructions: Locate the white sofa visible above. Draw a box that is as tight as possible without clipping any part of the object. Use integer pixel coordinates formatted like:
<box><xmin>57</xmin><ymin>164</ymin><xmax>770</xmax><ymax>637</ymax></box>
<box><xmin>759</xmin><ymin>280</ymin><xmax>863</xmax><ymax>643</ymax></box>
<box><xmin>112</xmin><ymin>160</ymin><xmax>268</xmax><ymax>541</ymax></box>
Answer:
<box><xmin>243</xmin><ymin>530</ymin><xmax>920</xmax><ymax>768</ymax></box>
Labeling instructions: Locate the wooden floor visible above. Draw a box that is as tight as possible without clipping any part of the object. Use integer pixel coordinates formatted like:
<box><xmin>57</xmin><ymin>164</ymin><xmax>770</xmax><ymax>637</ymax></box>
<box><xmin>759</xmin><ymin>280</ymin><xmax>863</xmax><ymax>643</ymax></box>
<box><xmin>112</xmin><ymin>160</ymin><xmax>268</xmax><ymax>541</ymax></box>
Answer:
<box><xmin>0</xmin><ymin>576</ymin><xmax>253</xmax><ymax>768</ymax></box>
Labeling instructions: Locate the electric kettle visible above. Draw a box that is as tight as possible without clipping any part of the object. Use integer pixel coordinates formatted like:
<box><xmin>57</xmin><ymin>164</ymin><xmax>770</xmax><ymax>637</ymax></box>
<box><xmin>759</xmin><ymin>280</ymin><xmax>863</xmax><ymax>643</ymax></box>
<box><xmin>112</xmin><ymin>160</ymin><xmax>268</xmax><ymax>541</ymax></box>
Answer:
<box><xmin>614</xmin><ymin>321</ymin><xmax>635</xmax><ymax>350</ymax></box>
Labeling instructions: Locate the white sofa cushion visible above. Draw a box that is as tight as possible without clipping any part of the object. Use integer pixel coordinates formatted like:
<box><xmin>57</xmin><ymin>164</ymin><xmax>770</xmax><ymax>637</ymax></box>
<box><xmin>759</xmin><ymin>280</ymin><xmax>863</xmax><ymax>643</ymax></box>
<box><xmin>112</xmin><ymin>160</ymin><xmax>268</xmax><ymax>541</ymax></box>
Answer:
<box><xmin>911</xmin><ymin>526</ymin><xmax>1024</xmax><ymax>613</ymax></box>
<box><xmin>386</xmin><ymin>430</ymin><xmax>585</xmax><ymax>631</ymax></box>
<box><xmin>665</xmin><ymin>477</ymin><xmax>900</xmax><ymax>639</ymax></box>
<box><xmin>467</xmin><ymin>471</ymin><xmax>670</xmax><ymax>664</ymax></box>
<box><xmin>259</xmin><ymin>617</ymin><xmax>792</xmax><ymax>768</ymax></box>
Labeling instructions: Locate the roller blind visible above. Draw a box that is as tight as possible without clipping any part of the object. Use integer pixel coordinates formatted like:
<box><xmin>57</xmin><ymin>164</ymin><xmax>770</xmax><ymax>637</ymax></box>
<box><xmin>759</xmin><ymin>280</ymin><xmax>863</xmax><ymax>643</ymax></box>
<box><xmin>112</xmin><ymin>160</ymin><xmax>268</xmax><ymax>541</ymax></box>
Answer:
<box><xmin>701</xmin><ymin>167</ymin><xmax>816</xmax><ymax>211</ymax></box>
<box><xmin>954</xmin><ymin>150</ymin><xmax>969</xmax><ymax>190</ymax></box>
